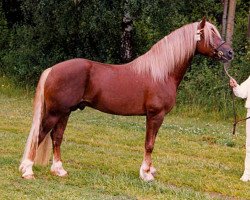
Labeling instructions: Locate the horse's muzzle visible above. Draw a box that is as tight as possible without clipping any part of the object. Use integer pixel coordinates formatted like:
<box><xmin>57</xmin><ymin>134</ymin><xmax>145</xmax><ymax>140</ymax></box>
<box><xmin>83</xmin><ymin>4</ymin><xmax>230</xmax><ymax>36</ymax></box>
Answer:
<box><xmin>218</xmin><ymin>49</ymin><xmax>234</xmax><ymax>63</ymax></box>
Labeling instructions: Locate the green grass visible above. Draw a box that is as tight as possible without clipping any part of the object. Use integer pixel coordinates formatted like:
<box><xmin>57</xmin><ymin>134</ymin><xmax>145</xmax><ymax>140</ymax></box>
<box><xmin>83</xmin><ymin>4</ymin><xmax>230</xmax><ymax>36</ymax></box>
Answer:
<box><xmin>0</xmin><ymin>77</ymin><xmax>249</xmax><ymax>199</ymax></box>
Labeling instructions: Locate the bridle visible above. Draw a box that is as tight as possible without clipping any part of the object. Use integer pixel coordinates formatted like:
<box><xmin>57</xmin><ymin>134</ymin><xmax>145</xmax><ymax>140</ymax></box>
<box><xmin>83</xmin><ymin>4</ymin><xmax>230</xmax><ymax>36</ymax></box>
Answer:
<box><xmin>213</xmin><ymin>40</ymin><xmax>227</xmax><ymax>60</ymax></box>
<box><xmin>196</xmin><ymin>28</ymin><xmax>249</xmax><ymax>135</ymax></box>
<box><xmin>196</xmin><ymin>28</ymin><xmax>233</xmax><ymax>70</ymax></box>
<box><xmin>196</xmin><ymin>28</ymin><xmax>228</xmax><ymax>61</ymax></box>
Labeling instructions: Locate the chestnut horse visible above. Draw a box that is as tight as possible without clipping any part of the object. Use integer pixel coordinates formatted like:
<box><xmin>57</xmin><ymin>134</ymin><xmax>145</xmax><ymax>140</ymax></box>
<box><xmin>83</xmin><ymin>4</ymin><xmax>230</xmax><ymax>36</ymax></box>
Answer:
<box><xmin>19</xmin><ymin>18</ymin><xmax>233</xmax><ymax>181</ymax></box>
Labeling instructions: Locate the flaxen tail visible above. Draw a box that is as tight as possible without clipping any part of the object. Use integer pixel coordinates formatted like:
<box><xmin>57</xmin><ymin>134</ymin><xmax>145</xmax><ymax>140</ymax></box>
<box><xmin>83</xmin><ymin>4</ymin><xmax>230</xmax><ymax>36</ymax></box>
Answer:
<box><xmin>20</xmin><ymin>68</ymin><xmax>52</xmax><ymax>167</ymax></box>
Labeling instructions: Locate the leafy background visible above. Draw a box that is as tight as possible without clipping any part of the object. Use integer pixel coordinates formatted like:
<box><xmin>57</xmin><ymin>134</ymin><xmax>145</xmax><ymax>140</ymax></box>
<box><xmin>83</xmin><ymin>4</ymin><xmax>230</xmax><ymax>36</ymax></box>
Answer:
<box><xmin>0</xmin><ymin>0</ymin><xmax>249</xmax><ymax>117</ymax></box>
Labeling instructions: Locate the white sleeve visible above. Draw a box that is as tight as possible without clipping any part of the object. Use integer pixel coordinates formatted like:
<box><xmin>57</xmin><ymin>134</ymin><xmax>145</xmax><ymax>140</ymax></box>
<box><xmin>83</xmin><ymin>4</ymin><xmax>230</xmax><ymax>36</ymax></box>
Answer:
<box><xmin>233</xmin><ymin>77</ymin><xmax>250</xmax><ymax>99</ymax></box>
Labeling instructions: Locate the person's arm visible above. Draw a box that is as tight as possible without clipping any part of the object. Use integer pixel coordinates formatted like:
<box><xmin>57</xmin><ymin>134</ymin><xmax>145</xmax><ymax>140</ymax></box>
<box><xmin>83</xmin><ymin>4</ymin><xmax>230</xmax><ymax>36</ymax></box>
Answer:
<box><xmin>230</xmin><ymin>78</ymin><xmax>249</xmax><ymax>99</ymax></box>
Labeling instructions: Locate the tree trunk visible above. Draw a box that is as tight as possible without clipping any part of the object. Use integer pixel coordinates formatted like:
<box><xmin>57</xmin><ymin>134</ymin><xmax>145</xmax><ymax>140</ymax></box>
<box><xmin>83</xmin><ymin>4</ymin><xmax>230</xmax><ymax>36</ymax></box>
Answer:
<box><xmin>221</xmin><ymin>0</ymin><xmax>229</xmax><ymax>40</ymax></box>
<box><xmin>224</xmin><ymin>0</ymin><xmax>236</xmax><ymax>68</ymax></box>
<box><xmin>225</xmin><ymin>0</ymin><xmax>236</xmax><ymax>45</ymax></box>
<box><xmin>121</xmin><ymin>0</ymin><xmax>133</xmax><ymax>63</ymax></box>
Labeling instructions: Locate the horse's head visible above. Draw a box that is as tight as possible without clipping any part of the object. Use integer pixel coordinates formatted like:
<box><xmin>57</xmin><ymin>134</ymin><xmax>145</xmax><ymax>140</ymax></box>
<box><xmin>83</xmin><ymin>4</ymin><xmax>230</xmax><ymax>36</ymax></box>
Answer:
<box><xmin>195</xmin><ymin>18</ymin><xmax>233</xmax><ymax>63</ymax></box>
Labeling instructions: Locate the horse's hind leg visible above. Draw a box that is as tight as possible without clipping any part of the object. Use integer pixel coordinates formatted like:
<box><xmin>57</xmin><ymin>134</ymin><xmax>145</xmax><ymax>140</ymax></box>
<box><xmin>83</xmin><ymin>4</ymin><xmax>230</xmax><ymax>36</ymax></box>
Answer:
<box><xmin>50</xmin><ymin>114</ymin><xmax>70</xmax><ymax>177</ymax></box>
<box><xmin>20</xmin><ymin>113</ymin><xmax>59</xmax><ymax>179</ymax></box>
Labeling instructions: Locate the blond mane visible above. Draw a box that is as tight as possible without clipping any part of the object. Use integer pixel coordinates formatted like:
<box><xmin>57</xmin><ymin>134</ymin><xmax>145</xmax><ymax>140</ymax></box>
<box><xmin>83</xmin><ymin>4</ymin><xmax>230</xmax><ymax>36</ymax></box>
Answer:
<box><xmin>203</xmin><ymin>21</ymin><xmax>222</xmax><ymax>47</ymax></box>
<box><xmin>130</xmin><ymin>21</ymin><xmax>221</xmax><ymax>81</ymax></box>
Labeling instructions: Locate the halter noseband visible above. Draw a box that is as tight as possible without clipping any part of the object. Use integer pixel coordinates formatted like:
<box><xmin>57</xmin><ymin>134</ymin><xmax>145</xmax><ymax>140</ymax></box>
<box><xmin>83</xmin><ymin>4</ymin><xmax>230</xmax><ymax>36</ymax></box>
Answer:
<box><xmin>213</xmin><ymin>40</ymin><xmax>226</xmax><ymax>59</ymax></box>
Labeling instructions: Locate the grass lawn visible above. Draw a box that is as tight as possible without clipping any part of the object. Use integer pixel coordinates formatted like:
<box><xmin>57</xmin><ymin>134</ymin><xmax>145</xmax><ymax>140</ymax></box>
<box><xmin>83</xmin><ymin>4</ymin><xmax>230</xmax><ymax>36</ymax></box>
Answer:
<box><xmin>0</xmin><ymin>80</ymin><xmax>249</xmax><ymax>199</ymax></box>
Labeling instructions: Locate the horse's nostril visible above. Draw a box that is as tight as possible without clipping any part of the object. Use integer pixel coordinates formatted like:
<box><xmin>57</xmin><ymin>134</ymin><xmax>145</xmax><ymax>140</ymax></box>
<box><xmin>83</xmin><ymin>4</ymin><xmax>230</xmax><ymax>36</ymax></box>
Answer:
<box><xmin>227</xmin><ymin>50</ymin><xmax>234</xmax><ymax>59</ymax></box>
<box><xmin>228</xmin><ymin>50</ymin><xmax>233</xmax><ymax>56</ymax></box>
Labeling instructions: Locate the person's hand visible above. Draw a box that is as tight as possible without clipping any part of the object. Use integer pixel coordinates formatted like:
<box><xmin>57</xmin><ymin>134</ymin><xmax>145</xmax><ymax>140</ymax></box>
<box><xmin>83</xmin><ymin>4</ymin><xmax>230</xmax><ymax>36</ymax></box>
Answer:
<box><xmin>230</xmin><ymin>78</ymin><xmax>238</xmax><ymax>88</ymax></box>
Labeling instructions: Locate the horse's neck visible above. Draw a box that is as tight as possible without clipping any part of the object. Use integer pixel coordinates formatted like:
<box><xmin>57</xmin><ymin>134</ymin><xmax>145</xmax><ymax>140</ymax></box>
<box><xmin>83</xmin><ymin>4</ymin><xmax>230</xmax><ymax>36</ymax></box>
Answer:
<box><xmin>130</xmin><ymin>23</ymin><xmax>197</xmax><ymax>82</ymax></box>
<box><xmin>170</xmin><ymin>56</ymin><xmax>194</xmax><ymax>87</ymax></box>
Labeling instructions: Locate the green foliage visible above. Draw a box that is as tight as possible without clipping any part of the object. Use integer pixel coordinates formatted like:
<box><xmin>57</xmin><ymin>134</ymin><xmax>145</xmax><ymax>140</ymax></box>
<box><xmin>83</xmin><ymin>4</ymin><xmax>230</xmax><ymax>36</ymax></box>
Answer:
<box><xmin>1</xmin><ymin>0</ymin><xmax>124</xmax><ymax>85</ymax></box>
<box><xmin>0</xmin><ymin>2</ymin><xmax>9</xmax><ymax>75</ymax></box>
<box><xmin>0</xmin><ymin>0</ymin><xmax>249</xmax><ymax>115</ymax></box>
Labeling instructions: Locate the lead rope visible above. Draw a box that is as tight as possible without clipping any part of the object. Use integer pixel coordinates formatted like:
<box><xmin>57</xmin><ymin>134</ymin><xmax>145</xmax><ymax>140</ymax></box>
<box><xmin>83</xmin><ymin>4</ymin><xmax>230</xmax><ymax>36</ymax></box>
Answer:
<box><xmin>224</xmin><ymin>65</ymin><xmax>250</xmax><ymax>135</ymax></box>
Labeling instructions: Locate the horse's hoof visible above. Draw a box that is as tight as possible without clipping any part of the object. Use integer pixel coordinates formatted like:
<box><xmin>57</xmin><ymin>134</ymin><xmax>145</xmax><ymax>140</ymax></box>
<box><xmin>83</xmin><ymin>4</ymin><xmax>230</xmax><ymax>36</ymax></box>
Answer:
<box><xmin>140</xmin><ymin>167</ymin><xmax>155</xmax><ymax>182</ymax></box>
<box><xmin>51</xmin><ymin>161</ymin><xmax>68</xmax><ymax>177</ymax></box>
<box><xmin>51</xmin><ymin>169</ymin><xmax>68</xmax><ymax>177</ymax></box>
<box><xmin>150</xmin><ymin>166</ymin><xmax>156</xmax><ymax>177</ymax></box>
<box><xmin>22</xmin><ymin>174</ymin><xmax>35</xmax><ymax>180</ymax></box>
<box><xmin>140</xmin><ymin>170</ymin><xmax>155</xmax><ymax>182</ymax></box>
<box><xmin>140</xmin><ymin>161</ymin><xmax>156</xmax><ymax>182</ymax></box>
<box><xmin>240</xmin><ymin>174</ymin><xmax>250</xmax><ymax>182</ymax></box>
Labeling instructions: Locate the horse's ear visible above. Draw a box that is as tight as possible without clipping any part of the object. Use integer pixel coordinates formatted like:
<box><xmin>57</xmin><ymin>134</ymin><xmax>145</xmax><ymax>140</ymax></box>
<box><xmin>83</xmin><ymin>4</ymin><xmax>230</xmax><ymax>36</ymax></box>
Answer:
<box><xmin>199</xmin><ymin>16</ymin><xmax>206</xmax><ymax>29</ymax></box>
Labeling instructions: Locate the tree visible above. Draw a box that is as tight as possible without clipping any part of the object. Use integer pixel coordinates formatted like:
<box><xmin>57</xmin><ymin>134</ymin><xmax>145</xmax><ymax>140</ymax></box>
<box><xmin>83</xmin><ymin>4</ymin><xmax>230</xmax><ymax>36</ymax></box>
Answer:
<box><xmin>222</xmin><ymin>0</ymin><xmax>236</xmax><ymax>70</ymax></box>
<box><xmin>225</xmin><ymin>0</ymin><xmax>236</xmax><ymax>46</ymax></box>
<box><xmin>120</xmin><ymin>0</ymin><xmax>133</xmax><ymax>63</ymax></box>
<box><xmin>221</xmin><ymin>0</ymin><xmax>229</xmax><ymax>39</ymax></box>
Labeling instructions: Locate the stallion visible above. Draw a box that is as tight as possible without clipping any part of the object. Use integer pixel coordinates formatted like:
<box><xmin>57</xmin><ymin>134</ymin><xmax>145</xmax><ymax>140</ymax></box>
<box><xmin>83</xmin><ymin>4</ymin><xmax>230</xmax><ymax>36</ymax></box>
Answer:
<box><xmin>19</xmin><ymin>18</ymin><xmax>233</xmax><ymax>181</ymax></box>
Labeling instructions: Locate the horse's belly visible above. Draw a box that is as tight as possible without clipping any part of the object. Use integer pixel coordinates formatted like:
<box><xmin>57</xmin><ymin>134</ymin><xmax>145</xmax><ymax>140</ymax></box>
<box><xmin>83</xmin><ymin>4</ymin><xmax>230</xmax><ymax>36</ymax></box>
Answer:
<box><xmin>84</xmin><ymin>93</ymin><xmax>146</xmax><ymax>116</ymax></box>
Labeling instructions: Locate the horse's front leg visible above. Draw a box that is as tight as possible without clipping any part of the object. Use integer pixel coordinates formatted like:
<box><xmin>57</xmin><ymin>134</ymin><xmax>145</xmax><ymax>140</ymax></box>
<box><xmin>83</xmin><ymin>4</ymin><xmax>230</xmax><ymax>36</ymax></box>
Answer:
<box><xmin>140</xmin><ymin>110</ymin><xmax>165</xmax><ymax>181</ymax></box>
